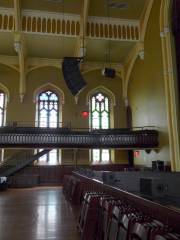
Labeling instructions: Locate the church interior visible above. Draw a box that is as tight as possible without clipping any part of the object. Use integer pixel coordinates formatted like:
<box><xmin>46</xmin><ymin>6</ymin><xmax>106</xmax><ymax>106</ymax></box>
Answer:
<box><xmin>0</xmin><ymin>0</ymin><xmax>180</xmax><ymax>239</ymax></box>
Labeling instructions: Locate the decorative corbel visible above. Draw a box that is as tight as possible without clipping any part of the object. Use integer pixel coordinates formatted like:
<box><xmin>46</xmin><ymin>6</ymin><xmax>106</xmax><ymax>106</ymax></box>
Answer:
<box><xmin>138</xmin><ymin>41</ymin><xmax>145</xmax><ymax>60</ymax></box>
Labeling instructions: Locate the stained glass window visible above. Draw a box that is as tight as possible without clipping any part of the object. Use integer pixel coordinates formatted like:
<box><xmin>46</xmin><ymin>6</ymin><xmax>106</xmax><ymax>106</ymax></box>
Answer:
<box><xmin>0</xmin><ymin>92</ymin><xmax>5</xmax><ymax>127</ymax></box>
<box><xmin>90</xmin><ymin>92</ymin><xmax>110</xmax><ymax>163</ymax></box>
<box><xmin>0</xmin><ymin>91</ymin><xmax>6</xmax><ymax>162</ymax></box>
<box><xmin>36</xmin><ymin>90</ymin><xmax>60</xmax><ymax>165</ymax></box>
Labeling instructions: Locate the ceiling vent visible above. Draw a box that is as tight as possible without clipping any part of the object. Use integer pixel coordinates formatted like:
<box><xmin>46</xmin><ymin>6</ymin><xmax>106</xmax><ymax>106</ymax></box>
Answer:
<box><xmin>108</xmin><ymin>2</ymin><xmax>128</xmax><ymax>9</ymax></box>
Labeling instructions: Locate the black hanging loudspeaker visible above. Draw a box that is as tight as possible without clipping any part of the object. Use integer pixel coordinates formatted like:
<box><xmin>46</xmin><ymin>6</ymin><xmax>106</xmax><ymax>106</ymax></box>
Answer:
<box><xmin>62</xmin><ymin>57</ymin><xmax>87</xmax><ymax>96</ymax></box>
<box><xmin>102</xmin><ymin>68</ymin><xmax>116</xmax><ymax>78</ymax></box>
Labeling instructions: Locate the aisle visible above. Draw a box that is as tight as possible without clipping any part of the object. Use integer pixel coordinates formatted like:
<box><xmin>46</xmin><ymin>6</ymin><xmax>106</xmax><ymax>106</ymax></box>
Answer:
<box><xmin>0</xmin><ymin>187</ymin><xmax>80</xmax><ymax>240</ymax></box>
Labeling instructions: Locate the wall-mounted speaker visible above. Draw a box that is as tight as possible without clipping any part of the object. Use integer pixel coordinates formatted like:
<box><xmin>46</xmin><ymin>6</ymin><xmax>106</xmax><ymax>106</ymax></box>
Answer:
<box><xmin>152</xmin><ymin>160</ymin><xmax>164</xmax><ymax>171</ymax></box>
<box><xmin>102</xmin><ymin>68</ymin><xmax>116</xmax><ymax>78</ymax></box>
<box><xmin>62</xmin><ymin>57</ymin><xmax>86</xmax><ymax>96</ymax></box>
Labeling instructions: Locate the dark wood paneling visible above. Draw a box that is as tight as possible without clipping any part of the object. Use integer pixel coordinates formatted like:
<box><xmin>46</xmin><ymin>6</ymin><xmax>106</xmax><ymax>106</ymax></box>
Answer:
<box><xmin>11</xmin><ymin>164</ymin><xmax>129</xmax><ymax>186</ymax></box>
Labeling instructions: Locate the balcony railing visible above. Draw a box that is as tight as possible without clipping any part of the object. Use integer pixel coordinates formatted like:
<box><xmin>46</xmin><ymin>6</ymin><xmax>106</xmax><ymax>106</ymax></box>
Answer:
<box><xmin>0</xmin><ymin>126</ymin><xmax>158</xmax><ymax>149</ymax></box>
<box><xmin>0</xmin><ymin>8</ymin><xmax>140</xmax><ymax>41</ymax></box>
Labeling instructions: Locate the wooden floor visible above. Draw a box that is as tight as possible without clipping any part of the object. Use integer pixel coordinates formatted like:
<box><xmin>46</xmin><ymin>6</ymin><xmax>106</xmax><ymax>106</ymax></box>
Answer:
<box><xmin>0</xmin><ymin>187</ymin><xmax>80</xmax><ymax>240</ymax></box>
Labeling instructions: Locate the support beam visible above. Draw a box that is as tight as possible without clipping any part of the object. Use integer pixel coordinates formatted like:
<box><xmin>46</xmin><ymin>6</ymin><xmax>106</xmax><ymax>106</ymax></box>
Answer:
<box><xmin>160</xmin><ymin>0</ymin><xmax>180</xmax><ymax>171</ymax></box>
<box><xmin>123</xmin><ymin>42</ymin><xmax>143</xmax><ymax>99</ymax></box>
<box><xmin>14</xmin><ymin>0</ymin><xmax>21</xmax><ymax>32</ymax></box>
<box><xmin>13</xmin><ymin>0</ymin><xmax>27</xmax><ymax>102</ymax></box>
<box><xmin>74</xmin><ymin>0</ymin><xmax>89</xmax><ymax>57</ymax></box>
<box><xmin>140</xmin><ymin>0</ymin><xmax>154</xmax><ymax>42</ymax></box>
<box><xmin>14</xmin><ymin>32</ymin><xmax>27</xmax><ymax>102</ymax></box>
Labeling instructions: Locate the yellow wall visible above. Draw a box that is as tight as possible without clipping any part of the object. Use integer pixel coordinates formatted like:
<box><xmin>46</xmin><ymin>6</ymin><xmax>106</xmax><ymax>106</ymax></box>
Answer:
<box><xmin>0</xmin><ymin>64</ymin><xmax>128</xmax><ymax>165</ymax></box>
<box><xmin>128</xmin><ymin>0</ymin><xmax>170</xmax><ymax>168</ymax></box>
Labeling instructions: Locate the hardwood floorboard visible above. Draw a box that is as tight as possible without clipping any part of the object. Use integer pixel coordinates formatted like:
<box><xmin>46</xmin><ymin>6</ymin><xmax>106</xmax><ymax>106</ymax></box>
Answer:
<box><xmin>0</xmin><ymin>187</ymin><xmax>80</xmax><ymax>240</ymax></box>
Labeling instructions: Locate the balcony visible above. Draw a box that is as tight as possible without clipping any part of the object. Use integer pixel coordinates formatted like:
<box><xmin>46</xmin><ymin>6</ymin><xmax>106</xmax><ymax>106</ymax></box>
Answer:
<box><xmin>0</xmin><ymin>125</ymin><xmax>158</xmax><ymax>149</ymax></box>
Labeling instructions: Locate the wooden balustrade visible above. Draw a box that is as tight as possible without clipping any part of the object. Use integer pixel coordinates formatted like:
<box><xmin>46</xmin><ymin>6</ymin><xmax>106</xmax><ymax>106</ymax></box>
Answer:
<box><xmin>0</xmin><ymin>9</ymin><xmax>14</xmax><ymax>31</ymax></box>
<box><xmin>0</xmin><ymin>8</ymin><xmax>140</xmax><ymax>41</ymax></box>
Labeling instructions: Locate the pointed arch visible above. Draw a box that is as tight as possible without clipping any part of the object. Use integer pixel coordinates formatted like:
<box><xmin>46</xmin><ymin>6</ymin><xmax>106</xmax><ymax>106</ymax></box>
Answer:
<box><xmin>86</xmin><ymin>85</ymin><xmax>116</xmax><ymax>106</ymax></box>
<box><xmin>33</xmin><ymin>83</ymin><xmax>65</xmax><ymax>104</ymax></box>
<box><xmin>124</xmin><ymin>0</ymin><xmax>154</xmax><ymax>99</ymax></box>
<box><xmin>140</xmin><ymin>0</ymin><xmax>154</xmax><ymax>41</ymax></box>
<box><xmin>0</xmin><ymin>62</ymin><xmax>19</xmax><ymax>73</ymax></box>
<box><xmin>0</xmin><ymin>83</ymin><xmax>10</xmax><ymax>103</ymax></box>
<box><xmin>27</xmin><ymin>65</ymin><xmax>61</xmax><ymax>75</ymax></box>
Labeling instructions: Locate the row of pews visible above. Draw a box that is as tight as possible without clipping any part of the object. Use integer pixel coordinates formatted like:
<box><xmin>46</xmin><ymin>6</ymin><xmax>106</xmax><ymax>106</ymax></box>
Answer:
<box><xmin>63</xmin><ymin>171</ymin><xmax>180</xmax><ymax>240</ymax></box>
